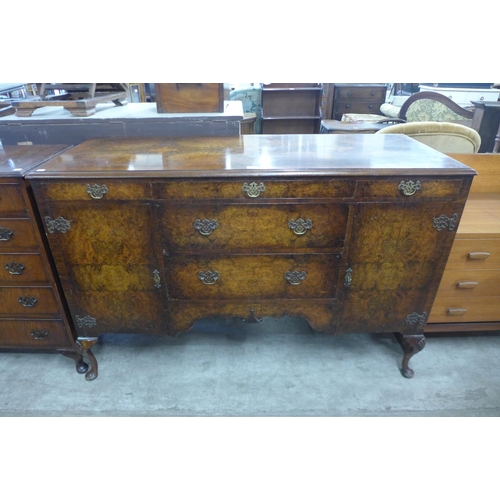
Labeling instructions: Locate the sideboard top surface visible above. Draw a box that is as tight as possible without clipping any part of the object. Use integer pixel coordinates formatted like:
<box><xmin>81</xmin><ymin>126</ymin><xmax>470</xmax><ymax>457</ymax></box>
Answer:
<box><xmin>0</xmin><ymin>144</ymin><xmax>70</xmax><ymax>177</ymax></box>
<box><xmin>26</xmin><ymin>134</ymin><xmax>476</xmax><ymax>179</ymax></box>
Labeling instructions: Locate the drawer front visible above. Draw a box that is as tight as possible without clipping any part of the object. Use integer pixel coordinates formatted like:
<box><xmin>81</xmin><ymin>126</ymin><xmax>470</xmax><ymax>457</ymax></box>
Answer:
<box><xmin>0</xmin><ymin>319</ymin><xmax>72</xmax><ymax>348</ymax></box>
<box><xmin>159</xmin><ymin>203</ymin><xmax>348</xmax><ymax>252</ymax></box>
<box><xmin>336</xmin><ymin>86</ymin><xmax>386</xmax><ymax>100</ymax></box>
<box><xmin>0</xmin><ymin>254</ymin><xmax>49</xmax><ymax>283</ymax></box>
<box><xmin>0</xmin><ymin>286</ymin><xmax>60</xmax><ymax>316</ymax></box>
<box><xmin>435</xmin><ymin>269</ymin><xmax>500</xmax><ymax>297</ymax></box>
<box><xmin>0</xmin><ymin>183</ymin><xmax>27</xmax><ymax>214</ymax></box>
<box><xmin>429</xmin><ymin>296</ymin><xmax>500</xmax><ymax>323</ymax></box>
<box><xmin>0</xmin><ymin>219</ymin><xmax>38</xmax><ymax>250</ymax></box>
<box><xmin>37</xmin><ymin>181</ymin><xmax>152</xmax><ymax>201</ymax></box>
<box><xmin>165</xmin><ymin>254</ymin><xmax>340</xmax><ymax>300</ymax></box>
<box><xmin>159</xmin><ymin>179</ymin><xmax>356</xmax><ymax>200</ymax></box>
<box><xmin>358</xmin><ymin>178</ymin><xmax>463</xmax><ymax>200</ymax></box>
<box><xmin>336</xmin><ymin>100</ymin><xmax>384</xmax><ymax>115</ymax></box>
<box><xmin>446</xmin><ymin>239</ymin><xmax>500</xmax><ymax>269</ymax></box>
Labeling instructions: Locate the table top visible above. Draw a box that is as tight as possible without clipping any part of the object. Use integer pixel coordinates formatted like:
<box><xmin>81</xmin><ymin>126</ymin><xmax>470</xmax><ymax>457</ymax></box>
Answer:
<box><xmin>26</xmin><ymin>134</ymin><xmax>477</xmax><ymax>180</ymax></box>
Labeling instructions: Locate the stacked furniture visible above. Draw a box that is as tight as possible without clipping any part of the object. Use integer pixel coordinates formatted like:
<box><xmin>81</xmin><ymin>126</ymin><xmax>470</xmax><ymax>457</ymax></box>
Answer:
<box><xmin>427</xmin><ymin>153</ymin><xmax>500</xmax><ymax>332</ymax></box>
<box><xmin>260</xmin><ymin>83</ymin><xmax>322</xmax><ymax>133</ymax></box>
<box><xmin>0</xmin><ymin>144</ymin><xmax>91</xmax><ymax>377</ymax></box>
<box><xmin>26</xmin><ymin>134</ymin><xmax>475</xmax><ymax>380</ymax></box>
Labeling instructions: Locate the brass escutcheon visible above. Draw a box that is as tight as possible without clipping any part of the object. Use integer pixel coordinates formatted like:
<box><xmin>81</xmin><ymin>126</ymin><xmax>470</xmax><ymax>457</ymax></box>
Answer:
<box><xmin>19</xmin><ymin>296</ymin><xmax>38</xmax><ymax>307</ymax></box>
<box><xmin>5</xmin><ymin>262</ymin><xmax>25</xmax><ymax>275</ymax></box>
<box><xmin>86</xmin><ymin>183</ymin><xmax>109</xmax><ymax>199</ymax></box>
<box><xmin>0</xmin><ymin>227</ymin><xmax>13</xmax><ymax>241</ymax></box>
<box><xmin>398</xmin><ymin>180</ymin><xmax>421</xmax><ymax>196</ymax></box>
<box><xmin>198</xmin><ymin>270</ymin><xmax>220</xmax><ymax>285</ymax></box>
<box><xmin>284</xmin><ymin>270</ymin><xmax>307</xmax><ymax>285</ymax></box>
<box><xmin>31</xmin><ymin>329</ymin><xmax>49</xmax><ymax>340</ymax></box>
<box><xmin>242</xmin><ymin>182</ymin><xmax>265</xmax><ymax>198</ymax></box>
<box><xmin>288</xmin><ymin>218</ymin><xmax>313</xmax><ymax>235</ymax></box>
<box><xmin>194</xmin><ymin>219</ymin><xmax>218</xmax><ymax>236</ymax></box>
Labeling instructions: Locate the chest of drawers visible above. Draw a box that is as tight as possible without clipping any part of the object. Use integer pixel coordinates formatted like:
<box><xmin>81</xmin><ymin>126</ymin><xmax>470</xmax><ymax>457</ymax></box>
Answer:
<box><xmin>332</xmin><ymin>84</ymin><xmax>387</xmax><ymax>120</ymax></box>
<box><xmin>27</xmin><ymin>135</ymin><xmax>475</xmax><ymax>380</ymax></box>
<box><xmin>0</xmin><ymin>144</ymin><xmax>91</xmax><ymax>376</ymax></box>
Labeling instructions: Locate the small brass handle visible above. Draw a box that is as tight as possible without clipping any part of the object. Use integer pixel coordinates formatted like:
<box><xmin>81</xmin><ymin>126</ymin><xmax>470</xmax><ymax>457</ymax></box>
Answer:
<box><xmin>456</xmin><ymin>281</ymin><xmax>478</xmax><ymax>289</ymax></box>
<box><xmin>242</xmin><ymin>182</ymin><xmax>265</xmax><ymax>198</ymax></box>
<box><xmin>284</xmin><ymin>270</ymin><xmax>307</xmax><ymax>285</ymax></box>
<box><xmin>30</xmin><ymin>329</ymin><xmax>49</xmax><ymax>340</ymax></box>
<box><xmin>0</xmin><ymin>227</ymin><xmax>14</xmax><ymax>241</ymax></box>
<box><xmin>19</xmin><ymin>296</ymin><xmax>38</xmax><ymax>307</ymax></box>
<box><xmin>194</xmin><ymin>219</ymin><xmax>218</xmax><ymax>236</ymax></box>
<box><xmin>467</xmin><ymin>252</ymin><xmax>490</xmax><ymax>260</ymax></box>
<box><xmin>198</xmin><ymin>270</ymin><xmax>220</xmax><ymax>285</ymax></box>
<box><xmin>398</xmin><ymin>180</ymin><xmax>421</xmax><ymax>196</ymax></box>
<box><xmin>153</xmin><ymin>269</ymin><xmax>161</xmax><ymax>289</ymax></box>
<box><xmin>288</xmin><ymin>218</ymin><xmax>312</xmax><ymax>235</ymax></box>
<box><xmin>5</xmin><ymin>262</ymin><xmax>25</xmax><ymax>275</ymax></box>
<box><xmin>86</xmin><ymin>183</ymin><xmax>109</xmax><ymax>199</ymax></box>
<box><xmin>447</xmin><ymin>308</ymin><xmax>467</xmax><ymax>315</ymax></box>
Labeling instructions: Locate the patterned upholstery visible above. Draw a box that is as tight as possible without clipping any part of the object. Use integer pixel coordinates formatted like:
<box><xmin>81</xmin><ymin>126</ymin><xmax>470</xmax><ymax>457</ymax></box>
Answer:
<box><xmin>229</xmin><ymin>87</ymin><xmax>262</xmax><ymax>134</ymax></box>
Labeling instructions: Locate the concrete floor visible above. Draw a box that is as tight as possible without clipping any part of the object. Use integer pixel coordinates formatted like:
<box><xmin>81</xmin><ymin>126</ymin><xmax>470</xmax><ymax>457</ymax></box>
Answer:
<box><xmin>1</xmin><ymin>316</ymin><xmax>500</xmax><ymax>417</ymax></box>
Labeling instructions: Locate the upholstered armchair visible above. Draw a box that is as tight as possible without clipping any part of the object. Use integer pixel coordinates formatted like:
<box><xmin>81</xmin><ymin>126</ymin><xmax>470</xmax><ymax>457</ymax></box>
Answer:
<box><xmin>229</xmin><ymin>86</ymin><xmax>262</xmax><ymax>134</ymax></box>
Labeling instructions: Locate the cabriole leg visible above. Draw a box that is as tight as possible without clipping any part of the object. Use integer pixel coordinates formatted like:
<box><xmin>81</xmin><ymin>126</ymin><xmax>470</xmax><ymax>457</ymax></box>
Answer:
<box><xmin>395</xmin><ymin>333</ymin><xmax>426</xmax><ymax>378</ymax></box>
<box><xmin>60</xmin><ymin>350</ymin><xmax>89</xmax><ymax>374</ymax></box>
<box><xmin>75</xmin><ymin>337</ymin><xmax>99</xmax><ymax>381</ymax></box>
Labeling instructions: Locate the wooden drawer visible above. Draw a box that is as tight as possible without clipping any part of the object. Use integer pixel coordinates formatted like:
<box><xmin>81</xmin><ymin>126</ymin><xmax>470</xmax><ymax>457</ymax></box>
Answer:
<box><xmin>159</xmin><ymin>203</ymin><xmax>348</xmax><ymax>252</ymax></box>
<box><xmin>0</xmin><ymin>254</ymin><xmax>49</xmax><ymax>283</ymax></box>
<box><xmin>357</xmin><ymin>178</ymin><xmax>463</xmax><ymax>200</ymax></box>
<box><xmin>36</xmin><ymin>180</ymin><xmax>152</xmax><ymax>201</ymax></box>
<box><xmin>335</xmin><ymin>86</ymin><xmax>386</xmax><ymax>100</ymax></box>
<box><xmin>0</xmin><ymin>286</ymin><xmax>60</xmax><ymax>316</ymax></box>
<box><xmin>0</xmin><ymin>319</ymin><xmax>72</xmax><ymax>348</ymax></box>
<box><xmin>164</xmin><ymin>254</ymin><xmax>340</xmax><ymax>300</ymax></box>
<box><xmin>160</xmin><ymin>179</ymin><xmax>356</xmax><ymax>200</ymax></box>
<box><xmin>435</xmin><ymin>269</ymin><xmax>500</xmax><ymax>297</ymax></box>
<box><xmin>445</xmin><ymin>239</ymin><xmax>500</xmax><ymax>269</ymax></box>
<box><xmin>335</xmin><ymin>100</ymin><xmax>383</xmax><ymax>115</ymax></box>
<box><xmin>428</xmin><ymin>296</ymin><xmax>500</xmax><ymax>323</ymax></box>
<box><xmin>262</xmin><ymin>88</ymin><xmax>322</xmax><ymax>117</ymax></box>
<box><xmin>0</xmin><ymin>183</ymin><xmax>27</xmax><ymax>215</ymax></box>
<box><xmin>0</xmin><ymin>219</ymin><xmax>38</xmax><ymax>250</ymax></box>
<box><xmin>155</xmin><ymin>83</ymin><xmax>224</xmax><ymax>113</ymax></box>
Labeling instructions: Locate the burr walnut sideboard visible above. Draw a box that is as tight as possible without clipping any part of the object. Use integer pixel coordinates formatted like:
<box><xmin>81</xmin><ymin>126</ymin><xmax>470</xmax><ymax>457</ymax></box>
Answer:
<box><xmin>0</xmin><ymin>144</ymin><xmax>91</xmax><ymax>376</ymax></box>
<box><xmin>26</xmin><ymin>134</ymin><xmax>476</xmax><ymax>380</ymax></box>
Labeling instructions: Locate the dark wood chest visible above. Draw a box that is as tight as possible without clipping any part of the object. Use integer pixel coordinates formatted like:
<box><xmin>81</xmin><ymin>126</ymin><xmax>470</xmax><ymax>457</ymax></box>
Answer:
<box><xmin>332</xmin><ymin>83</ymin><xmax>387</xmax><ymax>120</ymax></box>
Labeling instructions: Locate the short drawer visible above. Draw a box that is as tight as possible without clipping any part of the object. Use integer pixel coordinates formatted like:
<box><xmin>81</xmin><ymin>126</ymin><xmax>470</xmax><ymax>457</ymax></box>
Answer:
<box><xmin>0</xmin><ymin>319</ymin><xmax>72</xmax><ymax>348</ymax></box>
<box><xmin>445</xmin><ymin>239</ymin><xmax>500</xmax><ymax>269</ymax></box>
<box><xmin>0</xmin><ymin>219</ymin><xmax>38</xmax><ymax>250</ymax></box>
<box><xmin>335</xmin><ymin>86</ymin><xmax>386</xmax><ymax>100</ymax></box>
<box><xmin>435</xmin><ymin>269</ymin><xmax>500</xmax><ymax>297</ymax></box>
<box><xmin>0</xmin><ymin>286</ymin><xmax>60</xmax><ymax>316</ymax></box>
<box><xmin>159</xmin><ymin>179</ymin><xmax>356</xmax><ymax>200</ymax></box>
<box><xmin>164</xmin><ymin>253</ymin><xmax>341</xmax><ymax>300</ymax></box>
<box><xmin>0</xmin><ymin>183</ymin><xmax>27</xmax><ymax>215</ymax></box>
<box><xmin>0</xmin><ymin>254</ymin><xmax>49</xmax><ymax>283</ymax></box>
<box><xmin>159</xmin><ymin>203</ymin><xmax>348</xmax><ymax>252</ymax></box>
<box><xmin>36</xmin><ymin>180</ymin><xmax>153</xmax><ymax>201</ymax></box>
<box><xmin>357</xmin><ymin>178</ymin><xmax>463</xmax><ymax>200</ymax></box>
<box><xmin>336</xmin><ymin>100</ymin><xmax>384</xmax><ymax>115</ymax></box>
<box><xmin>428</xmin><ymin>296</ymin><xmax>500</xmax><ymax>323</ymax></box>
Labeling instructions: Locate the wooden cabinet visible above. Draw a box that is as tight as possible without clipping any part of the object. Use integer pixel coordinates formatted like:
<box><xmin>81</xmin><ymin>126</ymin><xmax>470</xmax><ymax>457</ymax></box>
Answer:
<box><xmin>260</xmin><ymin>83</ymin><xmax>323</xmax><ymax>133</ymax></box>
<box><xmin>27</xmin><ymin>135</ymin><xmax>475</xmax><ymax>380</ymax></box>
<box><xmin>155</xmin><ymin>83</ymin><xmax>224</xmax><ymax>113</ymax></box>
<box><xmin>427</xmin><ymin>153</ymin><xmax>500</xmax><ymax>332</ymax></box>
<box><xmin>0</xmin><ymin>145</ymin><xmax>90</xmax><ymax>377</ymax></box>
<box><xmin>332</xmin><ymin>84</ymin><xmax>387</xmax><ymax>120</ymax></box>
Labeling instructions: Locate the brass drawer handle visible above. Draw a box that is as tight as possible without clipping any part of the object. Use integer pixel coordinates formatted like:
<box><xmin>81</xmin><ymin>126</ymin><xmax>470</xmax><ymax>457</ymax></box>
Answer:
<box><xmin>194</xmin><ymin>219</ymin><xmax>218</xmax><ymax>236</ymax></box>
<box><xmin>5</xmin><ymin>262</ymin><xmax>25</xmax><ymax>275</ymax></box>
<box><xmin>0</xmin><ymin>227</ymin><xmax>14</xmax><ymax>241</ymax></box>
<box><xmin>30</xmin><ymin>329</ymin><xmax>49</xmax><ymax>340</ymax></box>
<box><xmin>45</xmin><ymin>216</ymin><xmax>72</xmax><ymax>234</ymax></box>
<box><xmin>433</xmin><ymin>213</ymin><xmax>458</xmax><ymax>232</ymax></box>
<box><xmin>198</xmin><ymin>270</ymin><xmax>220</xmax><ymax>285</ymax></box>
<box><xmin>284</xmin><ymin>270</ymin><xmax>307</xmax><ymax>285</ymax></box>
<box><xmin>242</xmin><ymin>182</ymin><xmax>265</xmax><ymax>198</ymax></box>
<box><xmin>456</xmin><ymin>281</ymin><xmax>478</xmax><ymax>289</ymax></box>
<box><xmin>447</xmin><ymin>308</ymin><xmax>467</xmax><ymax>315</ymax></box>
<box><xmin>398</xmin><ymin>180</ymin><xmax>421</xmax><ymax>196</ymax></box>
<box><xmin>86</xmin><ymin>183</ymin><xmax>109</xmax><ymax>199</ymax></box>
<box><xmin>19</xmin><ymin>296</ymin><xmax>38</xmax><ymax>307</ymax></box>
<box><xmin>467</xmin><ymin>252</ymin><xmax>490</xmax><ymax>260</ymax></box>
<box><xmin>288</xmin><ymin>218</ymin><xmax>312</xmax><ymax>235</ymax></box>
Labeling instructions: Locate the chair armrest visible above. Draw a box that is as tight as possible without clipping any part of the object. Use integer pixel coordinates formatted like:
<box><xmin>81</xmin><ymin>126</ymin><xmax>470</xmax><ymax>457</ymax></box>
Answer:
<box><xmin>380</xmin><ymin>102</ymin><xmax>402</xmax><ymax>118</ymax></box>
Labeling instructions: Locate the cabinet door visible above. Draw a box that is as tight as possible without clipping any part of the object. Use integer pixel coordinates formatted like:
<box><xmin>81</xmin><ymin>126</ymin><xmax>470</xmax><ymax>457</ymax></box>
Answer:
<box><xmin>43</xmin><ymin>203</ymin><xmax>166</xmax><ymax>336</ymax></box>
<box><xmin>338</xmin><ymin>201</ymin><xmax>462</xmax><ymax>334</ymax></box>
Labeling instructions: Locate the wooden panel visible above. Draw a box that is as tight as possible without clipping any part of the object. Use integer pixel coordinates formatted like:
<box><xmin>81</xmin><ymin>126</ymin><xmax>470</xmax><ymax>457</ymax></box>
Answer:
<box><xmin>434</xmin><ymin>269</ymin><xmax>500</xmax><ymax>297</ymax></box>
<box><xmin>0</xmin><ymin>319</ymin><xmax>72</xmax><ymax>348</ymax></box>
<box><xmin>0</xmin><ymin>254</ymin><xmax>49</xmax><ymax>283</ymax></box>
<box><xmin>158</xmin><ymin>203</ymin><xmax>348</xmax><ymax>252</ymax></box>
<box><xmin>160</xmin><ymin>179</ymin><xmax>355</xmax><ymax>200</ymax></box>
<box><xmin>445</xmin><ymin>239</ymin><xmax>500</xmax><ymax>269</ymax></box>
<box><xmin>447</xmin><ymin>153</ymin><xmax>500</xmax><ymax>194</ymax></box>
<box><xmin>155</xmin><ymin>83</ymin><xmax>224</xmax><ymax>113</ymax></box>
<box><xmin>335</xmin><ymin>85</ymin><xmax>386</xmax><ymax>100</ymax></box>
<box><xmin>0</xmin><ymin>183</ymin><xmax>27</xmax><ymax>214</ymax></box>
<box><xmin>0</xmin><ymin>286</ymin><xmax>60</xmax><ymax>316</ymax></box>
<box><xmin>457</xmin><ymin>194</ymin><xmax>500</xmax><ymax>238</ymax></box>
<box><xmin>428</xmin><ymin>296</ymin><xmax>500</xmax><ymax>322</ymax></box>
<box><xmin>165</xmin><ymin>254</ymin><xmax>340</xmax><ymax>300</ymax></box>
<box><xmin>0</xmin><ymin>219</ymin><xmax>38</xmax><ymax>250</ymax></box>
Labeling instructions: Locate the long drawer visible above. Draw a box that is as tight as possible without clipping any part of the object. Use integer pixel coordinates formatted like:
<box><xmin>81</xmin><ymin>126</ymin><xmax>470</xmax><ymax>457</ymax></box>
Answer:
<box><xmin>0</xmin><ymin>286</ymin><xmax>60</xmax><ymax>316</ymax></box>
<box><xmin>164</xmin><ymin>254</ymin><xmax>341</xmax><ymax>300</ymax></box>
<box><xmin>158</xmin><ymin>203</ymin><xmax>348</xmax><ymax>252</ymax></box>
<box><xmin>428</xmin><ymin>296</ymin><xmax>500</xmax><ymax>323</ymax></box>
<box><xmin>0</xmin><ymin>183</ymin><xmax>27</xmax><ymax>215</ymax></box>
<box><xmin>434</xmin><ymin>269</ymin><xmax>500</xmax><ymax>297</ymax></box>
<box><xmin>0</xmin><ymin>254</ymin><xmax>50</xmax><ymax>283</ymax></box>
<box><xmin>445</xmin><ymin>239</ymin><xmax>500</xmax><ymax>269</ymax></box>
<box><xmin>0</xmin><ymin>219</ymin><xmax>39</xmax><ymax>250</ymax></box>
<box><xmin>0</xmin><ymin>319</ymin><xmax>72</xmax><ymax>348</ymax></box>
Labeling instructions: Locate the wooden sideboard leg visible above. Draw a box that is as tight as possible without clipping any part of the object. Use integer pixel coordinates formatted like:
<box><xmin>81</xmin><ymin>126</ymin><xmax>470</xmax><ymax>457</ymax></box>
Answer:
<box><xmin>59</xmin><ymin>350</ymin><xmax>89</xmax><ymax>374</ymax></box>
<box><xmin>75</xmin><ymin>337</ymin><xmax>99</xmax><ymax>381</ymax></box>
<box><xmin>395</xmin><ymin>333</ymin><xmax>426</xmax><ymax>379</ymax></box>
